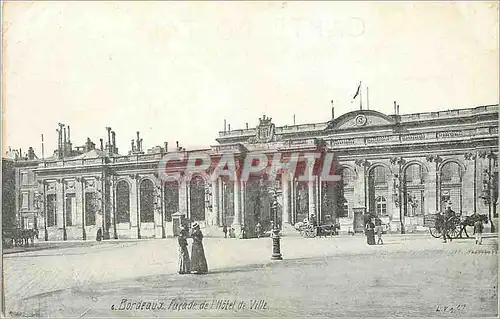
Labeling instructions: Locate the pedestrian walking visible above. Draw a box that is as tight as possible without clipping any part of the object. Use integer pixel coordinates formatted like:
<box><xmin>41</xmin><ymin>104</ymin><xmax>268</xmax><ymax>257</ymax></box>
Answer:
<box><xmin>473</xmin><ymin>213</ymin><xmax>484</xmax><ymax>245</ymax></box>
<box><xmin>95</xmin><ymin>211</ymin><xmax>103</xmax><ymax>242</ymax></box>
<box><xmin>222</xmin><ymin>225</ymin><xmax>228</xmax><ymax>238</ymax></box>
<box><xmin>190</xmin><ymin>223</ymin><xmax>208</xmax><ymax>274</ymax></box>
<box><xmin>365</xmin><ymin>218</ymin><xmax>376</xmax><ymax>245</ymax></box>
<box><xmin>442</xmin><ymin>204</ymin><xmax>455</xmax><ymax>243</ymax></box>
<box><xmin>255</xmin><ymin>222</ymin><xmax>262</xmax><ymax>238</ymax></box>
<box><xmin>178</xmin><ymin>225</ymin><xmax>191</xmax><ymax>274</ymax></box>
<box><xmin>375</xmin><ymin>217</ymin><xmax>383</xmax><ymax>245</ymax></box>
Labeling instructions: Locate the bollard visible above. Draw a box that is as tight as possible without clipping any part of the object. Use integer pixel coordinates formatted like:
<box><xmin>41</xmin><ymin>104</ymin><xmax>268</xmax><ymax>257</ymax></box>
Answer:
<box><xmin>271</xmin><ymin>228</ymin><xmax>283</xmax><ymax>260</ymax></box>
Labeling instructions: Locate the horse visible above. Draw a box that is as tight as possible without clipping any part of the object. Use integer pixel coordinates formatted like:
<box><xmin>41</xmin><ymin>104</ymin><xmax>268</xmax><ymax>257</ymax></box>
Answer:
<box><xmin>459</xmin><ymin>214</ymin><xmax>488</xmax><ymax>238</ymax></box>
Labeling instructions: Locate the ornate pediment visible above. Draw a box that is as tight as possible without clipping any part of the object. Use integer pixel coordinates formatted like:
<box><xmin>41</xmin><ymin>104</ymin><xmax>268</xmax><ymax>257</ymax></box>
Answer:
<box><xmin>248</xmin><ymin>115</ymin><xmax>277</xmax><ymax>143</ymax></box>
<box><xmin>325</xmin><ymin>110</ymin><xmax>396</xmax><ymax>131</ymax></box>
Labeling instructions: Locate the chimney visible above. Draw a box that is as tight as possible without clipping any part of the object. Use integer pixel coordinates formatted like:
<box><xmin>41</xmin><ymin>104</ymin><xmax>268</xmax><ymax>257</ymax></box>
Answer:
<box><xmin>63</xmin><ymin>127</ymin><xmax>67</xmax><ymax>157</ymax></box>
<box><xmin>176</xmin><ymin>141</ymin><xmax>179</xmax><ymax>150</ymax></box>
<box><xmin>100</xmin><ymin>139</ymin><xmax>104</xmax><ymax>151</ymax></box>
<box><xmin>136</xmin><ymin>131</ymin><xmax>140</xmax><ymax>152</ymax></box>
<box><xmin>228</xmin><ymin>124</ymin><xmax>231</xmax><ymax>131</ymax></box>
<box><xmin>67</xmin><ymin>125</ymin><xmax>71</xmax><ymax>142</ymax></box>
<box><xmin>394</xmin><ymin>101</ymin><xmax>397</xmax><ymax>114</ymax></box>
<box><xmin>28</xmin><ymin>147</ymin><xmax>35</xmax><ymax>160</ymax></box>
<box><xmin>246</xmin><ymin>123</ymin><xmax>249</xmax><ymax>129</ymax></box>
<box><xmin>131</xmin><ymin>139</ymin><xmax>135</xmax><ymax>152</ymax></box>
<box><xmin>224</xmin><ymin>119</ymin><xmax>227</xmax><ymax>132</ymax></box>
<box><xmin>397</xmin><ymin>104</ymin><xmax>400</xmax><ymax>115</ymax></box>
<box><xmin>106</xmin><ymin>127</ymin><xmax>112</xmax><ymax>153</ymax></box>
<box><xmin>139</xmin><ymin>139</ymin><xmax>143</xmax><ymax>152</ymax></box>
<box><xmin>164</xmin><ymin>142</ymin><xmax>168</xmax><ymax>152</ymax></box>
<box><xmin>111</xmin><ymin>131</ymin><xmax>116</xmax><ymax>152</ymax></box>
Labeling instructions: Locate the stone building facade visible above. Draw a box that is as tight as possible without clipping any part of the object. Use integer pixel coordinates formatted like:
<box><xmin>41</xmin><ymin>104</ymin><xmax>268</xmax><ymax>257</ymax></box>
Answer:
<box><xmin>7</xmin><ymin>104</ymin><xmax>499</xmax><ymax>240</ymax></box>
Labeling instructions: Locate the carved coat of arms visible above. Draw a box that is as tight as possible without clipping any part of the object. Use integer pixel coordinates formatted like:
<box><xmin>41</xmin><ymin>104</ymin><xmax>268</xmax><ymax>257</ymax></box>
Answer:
<box><xmin>248</xmin><ymin>115</ymin><xmax>276</xmax><ymax>143</ymax></box>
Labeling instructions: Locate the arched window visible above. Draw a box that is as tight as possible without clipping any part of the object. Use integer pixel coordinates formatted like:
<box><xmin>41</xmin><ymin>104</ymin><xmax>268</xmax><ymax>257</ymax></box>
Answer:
<box><xmin>190</xmin><ymin>175</ymin><xmax>206</xmax><ymax>221</ymax></box>
<box><xmin>376</xmin><ymin>196</ymin><xmax>387</xmax><ymax>216</ymax></box>
<box><xmin>405</xmin><ymin>164</ymin><xmax>425</xmax><ymax>184</ymax></box>
<box><xmin>371</xmin><ymin>166</ymin><xmax>388</xmax><ymax>185</ymax></box>
<box><xmin>441</xmin><ymin>162</ymin><xmax>461</xmax><ymax>183</ymax></box>
<box><xmin>116</xmin><ymin>181</ymin><xmax>130</xmax><ymax>223</ymax></box>
<box><xmin>164</xmin><ymin>181</ymin><xmax>179</xmax><ymax>222</ymax></box>
<box><xmin>139</xmin><ymin>179</ymin><xmax>155</xmax><ymax>223</ymax></box>
<box><xmin>341</xmin><ymin>167</ymin><xmax>356</xmax><ymax>186</ymax></box>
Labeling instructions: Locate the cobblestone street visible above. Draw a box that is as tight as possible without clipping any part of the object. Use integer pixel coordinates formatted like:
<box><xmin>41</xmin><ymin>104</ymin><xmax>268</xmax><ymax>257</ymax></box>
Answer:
<box><xmin>3</xmin><ymin>234</ymin><xmax>498</xmax><ymax>317</ymax></box>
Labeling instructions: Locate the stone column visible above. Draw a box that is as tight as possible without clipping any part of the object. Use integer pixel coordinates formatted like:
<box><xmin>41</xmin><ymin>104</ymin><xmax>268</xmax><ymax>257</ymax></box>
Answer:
<box><xmin>354</xmin><ymin>165</ymin><xmax>366</xmax><ymax>209</ymax></box>
<box><xmin>211</xmin><ymin>179</ymin><xmax>219</xmax><ymax>226</ymax></box>
<box><xmin>218</xmin><ymin>178</ymin><xmax>224</xmax><ymax>226</ymax></box>
<box><xmin>426</xmin><ymin>161</ymin><xmax>438</xmax><ymax>213</ymax></box>
<box><xmin>290</xmin><ymin>178</ymin><xmax>295</xmax><ymax>225</ymax></box>
<box><xmin>130</xmin><ymin>176</ymin><xmax>139</xmax><ymax>239</ymax></box>
<box><xmin>282</xmin><ymin>173</ymin><xmax>290</xmax><ymax>224</ymax></box>
<box><xmin>232</xmin><ymin>176</ymin><xmax>241</xmax><ymax>233</ymax></box>
<box><xmin>56</xmin><ymin>179</ymin><xmax>64</xmax><ymax>229</ymax></box>
<box><xmin>178</xmin><ymin>176</ymin><xmax>188</xmax><ymax>217</ymax></box>
<box><xmin>240</xmin><ymin>180</ymin><xmax>245</xmax><ymax>226</ymax></box>
<box><xmin>308</xmin><ymin>180</ymin><xmax>316</xmax><ymax>218</ymax></box>
<box><xmin>462</xmin><ymin>157</ymin><xmax>475</xmax><ymax>214</ymax></box>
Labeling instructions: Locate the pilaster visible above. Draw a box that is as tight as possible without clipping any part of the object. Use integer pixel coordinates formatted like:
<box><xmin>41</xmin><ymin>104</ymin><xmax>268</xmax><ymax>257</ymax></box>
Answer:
<box><xmin>232</xmin><ymin>176</ymin><xmax>241</xmax><ymax>232</ymax></box>
<box><xmin>211</xmin><ymin>179</ymin><xmax>219</xmax><ymax>226</ymax></box>
<box><xmin>282</xmin><ymin>173</ymin><xmax>290</xmax><ymax>224</ymax></box>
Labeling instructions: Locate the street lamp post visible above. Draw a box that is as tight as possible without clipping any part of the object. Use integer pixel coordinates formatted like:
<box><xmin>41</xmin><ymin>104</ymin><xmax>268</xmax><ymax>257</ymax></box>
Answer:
<box><xmin>155</xmin><ymin>184</ymin><xmax>166</xmax><ymax>239</ymax></box>
<box><xmin>270</xmin><ymin>192</ymin><xmax>283</xmax><ymax>260</ymax></box>
<box><xmin>391</xmin><ymin>157</ymin><xmax>406</xmax><ymax>234</ymax></box>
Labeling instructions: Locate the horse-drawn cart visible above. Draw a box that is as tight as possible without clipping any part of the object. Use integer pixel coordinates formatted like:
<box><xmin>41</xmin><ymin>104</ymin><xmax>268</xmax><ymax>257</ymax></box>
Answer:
<box><xmin>294</xmin><ymin>221</ymin><xmax>340</xmax><ymax>238</ymax></box>
<box><xmin>424</xmin><ymin>212</ymin><xmax>486</xmax><ymax>239</ymax></box>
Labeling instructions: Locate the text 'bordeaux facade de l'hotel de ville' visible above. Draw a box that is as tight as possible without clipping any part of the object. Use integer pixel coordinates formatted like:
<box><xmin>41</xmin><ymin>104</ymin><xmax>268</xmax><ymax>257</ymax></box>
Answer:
<box><xmin>3</xmin><ymin>103</ymin><xmax>498</xmax><ymax>241</ymax></box>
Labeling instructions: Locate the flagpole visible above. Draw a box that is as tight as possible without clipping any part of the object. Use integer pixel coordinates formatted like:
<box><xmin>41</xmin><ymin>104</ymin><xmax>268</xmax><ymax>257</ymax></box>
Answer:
<box><xmin>367</xmin><ymin>86</ymin><xmax>369</xmax><ymax>110</ymax></box>
<box><xmin>359</xmin><ymin>82</ymin><xmax>363</xmax><ymax>110</ymax></box>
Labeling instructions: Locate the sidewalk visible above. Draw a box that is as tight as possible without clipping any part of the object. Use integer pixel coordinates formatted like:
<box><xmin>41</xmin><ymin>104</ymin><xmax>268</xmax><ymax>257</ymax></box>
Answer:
<box><xmin>3</xmin><ymin>230</ymin><xmax>497</xmax><ymax>255</ymax></box>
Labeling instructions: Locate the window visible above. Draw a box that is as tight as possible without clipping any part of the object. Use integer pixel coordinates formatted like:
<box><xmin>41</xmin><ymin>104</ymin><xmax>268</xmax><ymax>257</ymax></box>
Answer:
<box><xmin>341</xmin><ymin>168</ymin><xmax>356</xmax><ymax>186</ymax></box>
<box><xmin>164</xmin><ymin>181</ymin><xmax>179</xmax><ymax>222</ymax></box>
<box><xmin>21</xmin><ymin>172</ymin><xmax>28</xmax><ymax>185</ymax></box>
<box><xmin>139</xmin><ymin>180</ymin><xmax>155</xmax><ymax>223</ymax></box>
<box><xmin>66</xmin><ymin>194</ymin><xmax>75</xmax><ymax>226</ymax></box>
<box><xmin>370</xmin><ymin>166</ymin><xmax>388</xmax><ymax>185</ymax></box>
<box><xmin>376</xmin><ymin>196</ymin><xmax>387</xmax><ymax>216</ymax></box>
<box><xmin>116</xmin><ymin>181</ymin><xmax>131</xmax><ymax>223</ymax></box>
<box><xmin>85</xmin><ymin>193</ymin><xmax>97</xmax><ymax>226</ymax></box>
<box><xmin>21</xmin><ymin>193</ymin><xmax>29</xmax><ymax>209</ymax></box>
<box><xmin>406</xmin><ymin>165</ymin><xmax>423</xmax><ymax>184</ymax></box>
<box><xmin>441</xmin><ymin>162</ymin><xmax>461</xmax><ymax>183</ymax></box>
<box><xmin>46</xmin><ymin>194</ymin><xmax>56</xmax><ymax>227</ymax></box>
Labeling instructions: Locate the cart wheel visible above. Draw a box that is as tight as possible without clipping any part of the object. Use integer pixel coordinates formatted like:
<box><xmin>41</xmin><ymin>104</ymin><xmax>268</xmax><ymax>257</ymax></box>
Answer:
<box><xmin>447</xmin><ymin>216</ymin><xmax>461</xmax><ymax>239</ymax></box>
<box><xmin>305</xmin><ymin>228</ymin><xmax>316</xmax><ymax>238</ymax></box>
<box><xmin>429</xmin><ymin>226</ymin><xmax>442</xmax><ymax>238</ymax></box>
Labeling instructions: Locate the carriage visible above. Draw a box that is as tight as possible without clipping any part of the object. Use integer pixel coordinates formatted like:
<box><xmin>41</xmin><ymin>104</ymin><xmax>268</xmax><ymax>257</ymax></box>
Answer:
<box><xmin>294</xmin><ymin>221</ymin><xmax>340</xmax><ymax>238</ymax></box>
<box><xmin>424</xmin><ymin>212</ymin><xmax>487</xmax><ymax>239</ymax></box>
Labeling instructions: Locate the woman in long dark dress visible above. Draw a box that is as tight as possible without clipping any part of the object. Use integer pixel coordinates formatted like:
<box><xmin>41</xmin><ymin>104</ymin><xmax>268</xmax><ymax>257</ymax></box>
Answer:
<box><xmin>365</xmin><ymin>219</ymin><xmax>376</xmax><ymax>245</ymax></box>
<box><xmin>178</xmin><ymin>226</ymin><xmax>191</xmax><ymax>274</ymax></box>
<box><xmin>190</xmin><ymin>223</ymin><xmax>208</xmax><ymax>274</ymax></box>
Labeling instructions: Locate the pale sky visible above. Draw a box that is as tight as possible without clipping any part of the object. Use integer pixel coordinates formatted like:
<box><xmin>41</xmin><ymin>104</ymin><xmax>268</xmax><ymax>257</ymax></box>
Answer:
<box><xmin>3</xmin><ymin>1</ymin><xmax>499</xmax><ymax>157</ymax></box>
